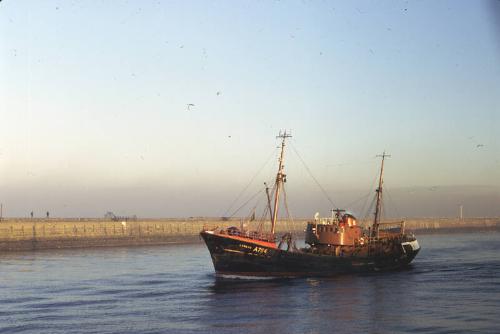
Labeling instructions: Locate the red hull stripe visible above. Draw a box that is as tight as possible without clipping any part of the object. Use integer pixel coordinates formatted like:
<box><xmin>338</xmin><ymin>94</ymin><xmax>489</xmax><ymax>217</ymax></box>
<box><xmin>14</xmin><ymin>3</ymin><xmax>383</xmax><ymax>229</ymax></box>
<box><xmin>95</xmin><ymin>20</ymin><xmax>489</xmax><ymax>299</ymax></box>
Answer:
<box><xmin>211</xmin><ymin>233</ymin><xmax>278</xmax><ymax>249</ymax></box>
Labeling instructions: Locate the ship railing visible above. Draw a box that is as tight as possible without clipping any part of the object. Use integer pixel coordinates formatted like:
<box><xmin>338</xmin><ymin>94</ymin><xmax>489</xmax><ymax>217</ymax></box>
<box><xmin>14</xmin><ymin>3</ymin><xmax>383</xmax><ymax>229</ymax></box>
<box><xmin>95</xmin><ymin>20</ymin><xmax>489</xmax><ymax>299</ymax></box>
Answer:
<box><xmin>247</xmin><ymin>231</ymin><xmax>276</xmax><ymax>242</ymax></box>
<box><xmin>364</xmin><ymin>221</ymin><xmax>406</xmax><ymax>243</ymax></box>
<box><xmin>365</xmin><ymin>235</ymin><xmax>404</xmax><ymax>244</ymax></box>
<box><xmin>216</xmin><ymin>226</ymin><xmax>276</xmax><ymax>242</ymax></box>
<box><xmin>378</xmin><ymin>221</ymin><xmax>405</xmax><ymax>235</ymax></box>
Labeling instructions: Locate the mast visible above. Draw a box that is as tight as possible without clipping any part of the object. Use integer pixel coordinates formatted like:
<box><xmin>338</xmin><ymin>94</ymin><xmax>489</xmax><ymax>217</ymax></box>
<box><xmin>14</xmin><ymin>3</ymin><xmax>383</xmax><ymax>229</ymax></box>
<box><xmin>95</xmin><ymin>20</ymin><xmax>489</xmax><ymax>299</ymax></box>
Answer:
<box><xmin>264</xmin><ymin>182</ymin><xmax>273</xmax><ymax>222</ymax></box>
<box><xmin>271</xmin><ymin>131</ymin><xmax>292</xmax><ymax>235</ymax></box>
<box><xmin>373</xmin><ymin>151</ymin><xmax>390</xmax><ymax>238</ymax></box>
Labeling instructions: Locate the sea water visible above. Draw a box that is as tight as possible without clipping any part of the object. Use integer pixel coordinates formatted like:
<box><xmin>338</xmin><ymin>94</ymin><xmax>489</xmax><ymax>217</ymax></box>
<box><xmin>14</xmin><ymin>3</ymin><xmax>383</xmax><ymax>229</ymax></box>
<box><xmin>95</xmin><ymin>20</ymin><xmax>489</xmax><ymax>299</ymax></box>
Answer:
<box><xmin>1</xmin><ymin>230</ymin><xmax>499</xmax><ymax>333</ymax></box>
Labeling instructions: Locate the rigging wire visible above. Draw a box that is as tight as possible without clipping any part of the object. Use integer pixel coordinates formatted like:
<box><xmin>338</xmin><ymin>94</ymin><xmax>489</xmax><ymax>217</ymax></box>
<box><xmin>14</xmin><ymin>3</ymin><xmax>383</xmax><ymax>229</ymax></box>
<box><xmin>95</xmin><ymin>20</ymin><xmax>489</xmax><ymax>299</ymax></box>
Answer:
<box><xmin>359</xmin><ymin>169</ymin><xmax>380</xmax><ymax>219</ymax></box>
<box><xmin>228</xmin><ymin>188</ymin><xmax>264</xmax><ymax>219</ymax></box>
<box><xmin>363</xmin><ymin>194</ymin><xmax>377</xmax><ymax>220</ymax></box>
<box><xmin>384</xmin><ymin>186</ymin><xmax>402</xmax><ymax>219</ymax></box>
<box><xmin>257</xmin><ymin>183</ymin><xmax>276</xmax><ymax>233</ymax></box>
<box><xmin>281</xmin><ymin>185</ymin><xmax>295</xmax><ymax>235</ymax></box>
<box><xmin>381</xmin><ymin>197</ymin><xmax>385</xmax><ymax>221</ymax></box>
<box><xmin>343</xmin><ymin>192</ymin><xmax>372</xmax><ymax>213</ymax></box>
<box><xmin>289</xmin><ymin>141</ymin><xmax>337</xmax><ymax>208</ymax></box>
<box><xmin>222</xmin><ymin>147</ymin><xmax>278</xmax><ymax>217</ymax></box>
<box><xmin>245</xmin><ymin>204</ymin><xmax>258</xmax><ymax>221</ymax></box>
<box><xmin>257</xmin><ymin>206</ymin><xmax>269</xmax><ymax>233</ymax></box>
<box><xmin>245</xmin><ymin>188</ymin><xmax>265</xmax><ymax>221</ymax></box>
<box><xmin>243</xmin><ymin>195</ymin><xmax>265</xmax><ymax>231</ymax></box>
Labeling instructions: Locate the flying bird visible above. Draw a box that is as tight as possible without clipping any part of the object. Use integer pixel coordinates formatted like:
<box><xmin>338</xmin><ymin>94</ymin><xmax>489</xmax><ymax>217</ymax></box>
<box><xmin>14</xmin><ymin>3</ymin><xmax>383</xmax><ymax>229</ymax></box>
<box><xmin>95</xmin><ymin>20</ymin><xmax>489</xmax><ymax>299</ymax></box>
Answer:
<box><xmin>476</xmin><ymin>144</ymin><xmax>484</xmax><ymax>148</ymax></box>
<box><xmin>186</xmin><ymin>103</ymin><xmax>195</xmax><ymax>111</ymax></box>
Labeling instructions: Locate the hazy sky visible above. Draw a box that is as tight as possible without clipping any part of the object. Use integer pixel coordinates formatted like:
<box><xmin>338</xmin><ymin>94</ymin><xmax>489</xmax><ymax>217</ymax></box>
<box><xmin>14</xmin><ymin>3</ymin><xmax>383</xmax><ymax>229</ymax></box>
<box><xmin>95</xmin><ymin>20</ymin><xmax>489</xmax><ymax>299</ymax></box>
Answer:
<box><xmin>1</xmin><ymin>1</ymin><xmax>499</xmax><ymax>218</ymax></box>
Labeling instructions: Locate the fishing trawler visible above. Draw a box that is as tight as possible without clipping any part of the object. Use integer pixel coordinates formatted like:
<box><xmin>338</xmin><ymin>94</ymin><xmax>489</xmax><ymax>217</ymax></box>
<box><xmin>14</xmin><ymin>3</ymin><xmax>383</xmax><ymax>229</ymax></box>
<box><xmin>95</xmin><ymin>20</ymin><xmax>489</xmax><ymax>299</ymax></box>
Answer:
<box><xmin>200</xmin><ymin>132</ymin><xmax>420</xmax><ymax>276</ymax></box>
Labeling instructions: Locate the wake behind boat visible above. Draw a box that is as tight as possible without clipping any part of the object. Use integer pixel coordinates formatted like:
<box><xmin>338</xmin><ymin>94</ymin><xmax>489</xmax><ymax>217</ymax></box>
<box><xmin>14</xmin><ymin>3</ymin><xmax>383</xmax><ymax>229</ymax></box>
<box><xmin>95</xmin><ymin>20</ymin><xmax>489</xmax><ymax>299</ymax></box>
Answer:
<box><xmin>200</xmin><ymin>132</ymin><xmax>420</xmax><ymax>277</ymax></box>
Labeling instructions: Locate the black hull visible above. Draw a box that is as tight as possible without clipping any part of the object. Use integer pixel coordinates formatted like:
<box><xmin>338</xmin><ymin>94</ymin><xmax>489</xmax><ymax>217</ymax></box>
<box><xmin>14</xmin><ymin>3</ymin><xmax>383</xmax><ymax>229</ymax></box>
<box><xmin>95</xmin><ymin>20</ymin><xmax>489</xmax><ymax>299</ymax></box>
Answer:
<box><xmin>200</xmin><ymin>231</ymin><xmax>420</xmax><ymax>277</ymax></box>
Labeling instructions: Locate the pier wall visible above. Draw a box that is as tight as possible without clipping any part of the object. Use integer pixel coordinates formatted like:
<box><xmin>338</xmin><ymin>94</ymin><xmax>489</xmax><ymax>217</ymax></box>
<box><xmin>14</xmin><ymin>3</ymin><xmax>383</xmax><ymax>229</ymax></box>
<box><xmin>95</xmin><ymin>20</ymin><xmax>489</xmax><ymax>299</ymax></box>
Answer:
<box><xmin>0</xmin><ymin>217</ymin><xmax>498</xmax><ymax>251</ymax></box>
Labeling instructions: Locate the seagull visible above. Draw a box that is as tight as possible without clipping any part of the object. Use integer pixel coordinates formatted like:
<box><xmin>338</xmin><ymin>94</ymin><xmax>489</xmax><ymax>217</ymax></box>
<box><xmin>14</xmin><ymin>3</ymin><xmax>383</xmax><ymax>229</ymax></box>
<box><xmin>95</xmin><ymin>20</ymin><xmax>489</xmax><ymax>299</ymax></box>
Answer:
<box><xmin>186</xmin><ymin>103</ymin><xmax>195</xmax><ymax>111</ymax></box>
<box><xmin>216</xmin><ymin>91</ymin><xmax>221</xmax><ymax>96</ymax></box>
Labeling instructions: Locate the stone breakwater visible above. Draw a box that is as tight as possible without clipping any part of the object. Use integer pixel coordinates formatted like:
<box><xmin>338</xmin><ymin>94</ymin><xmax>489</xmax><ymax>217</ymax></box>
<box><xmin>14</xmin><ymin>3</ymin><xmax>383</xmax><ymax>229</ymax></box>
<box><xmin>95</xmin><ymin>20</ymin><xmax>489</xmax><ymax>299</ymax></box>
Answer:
<box><xmin>0</xmin><ymin>217</ymin><xmax>498</xmax><ymax>251</ymax></box>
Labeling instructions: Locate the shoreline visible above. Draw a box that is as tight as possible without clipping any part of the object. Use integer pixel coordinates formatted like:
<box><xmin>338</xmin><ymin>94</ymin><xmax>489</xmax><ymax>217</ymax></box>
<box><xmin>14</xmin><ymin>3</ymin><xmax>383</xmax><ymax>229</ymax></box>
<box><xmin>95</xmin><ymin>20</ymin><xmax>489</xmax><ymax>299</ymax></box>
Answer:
<box><xmin>1</xmin><ymin>217</ymin><xmax>499</xmax><ymax>251</ymax></box>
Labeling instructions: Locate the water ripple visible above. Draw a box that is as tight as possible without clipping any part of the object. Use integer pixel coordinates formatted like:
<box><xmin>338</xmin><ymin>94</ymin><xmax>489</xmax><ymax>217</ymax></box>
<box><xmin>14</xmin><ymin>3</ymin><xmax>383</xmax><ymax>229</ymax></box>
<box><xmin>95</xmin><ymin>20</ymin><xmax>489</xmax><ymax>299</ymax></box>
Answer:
<box><xmin>0</xmin><ymin>233</ymin><xmax>499</xmax><ymax>334</ymax></box>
